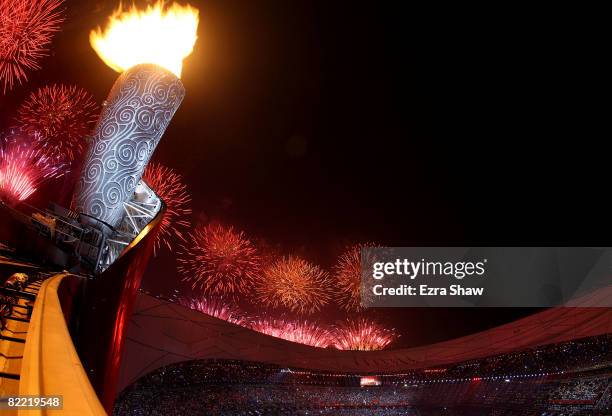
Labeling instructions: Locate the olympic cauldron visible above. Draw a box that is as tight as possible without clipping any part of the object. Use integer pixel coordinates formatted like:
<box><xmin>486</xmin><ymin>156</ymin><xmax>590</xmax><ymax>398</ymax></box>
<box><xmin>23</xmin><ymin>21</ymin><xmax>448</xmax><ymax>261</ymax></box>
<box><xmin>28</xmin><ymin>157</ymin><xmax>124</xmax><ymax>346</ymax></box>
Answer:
<box><xmin>68</xmin><ymin>3</ymin><xmax>199</xmax><ymax>412</ymax></box>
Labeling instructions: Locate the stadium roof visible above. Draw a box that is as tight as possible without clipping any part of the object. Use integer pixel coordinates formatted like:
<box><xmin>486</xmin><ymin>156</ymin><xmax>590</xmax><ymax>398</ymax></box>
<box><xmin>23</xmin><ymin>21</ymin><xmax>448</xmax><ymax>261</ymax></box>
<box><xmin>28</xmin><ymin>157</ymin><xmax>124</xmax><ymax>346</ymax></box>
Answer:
<box><xmin>117</xmin><ymin>288</ymin><xmax>612</xmax><ymax>393</ymax></box>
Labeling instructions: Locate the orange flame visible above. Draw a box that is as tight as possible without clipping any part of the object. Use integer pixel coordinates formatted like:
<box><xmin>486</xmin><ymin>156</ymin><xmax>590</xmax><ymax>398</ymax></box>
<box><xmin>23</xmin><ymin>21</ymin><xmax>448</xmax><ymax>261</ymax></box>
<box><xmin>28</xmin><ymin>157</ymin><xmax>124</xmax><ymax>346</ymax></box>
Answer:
<box><xmin>90</xmin><ymin>1</ymin><xmax>199</xmax><ymax>78</ymax></box>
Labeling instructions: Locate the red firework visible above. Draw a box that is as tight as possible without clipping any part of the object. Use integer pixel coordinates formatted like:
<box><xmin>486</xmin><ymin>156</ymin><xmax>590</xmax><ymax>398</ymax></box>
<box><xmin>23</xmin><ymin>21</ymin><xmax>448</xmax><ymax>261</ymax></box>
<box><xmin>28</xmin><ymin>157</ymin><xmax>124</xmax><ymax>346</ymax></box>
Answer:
<box><xmin>0</xmin><ymin>0</ymin><xmax>65</xmax><ymax>93</ymax></box>
<box><xmin>254</xmin><ymin>256</ymin><xmax>332</xmax><ymax>315</ymax></box>
<box><xmin>332</xmin><ymin>318</ymin><xmax>396</xmax><ymax>351</ymax></box>
<box><xmin>177</xmin><ymin>223</ymin><xmax>261</xmax><ymax>296</ymax></box>
<box><xmin>334</xmin><ymin>243</ymin><xmax>379</xmax><ymax>312</ymax></box>
<box><xmin>0</xmin><ymin>135</ymin><xmax>64</xmax><ymax>202</ymax></box>
<box><xmin>249</xmin><ymin>316</ymin><xmax>334</xmax><ymax>348</ymax></box>
<box><xmin>15</xmin><ymin>84</ymin><xmax>98</xmax><ymax>162</ymax></box>
<box><xmin>180</xmin><ymin>296</ymin><xmax>246</xmax><ymax>325</ymax></box>
<box><xmin>143</xmin><ymin>163</ymin><xmax>192</xmax><ymax>254</ymax></box>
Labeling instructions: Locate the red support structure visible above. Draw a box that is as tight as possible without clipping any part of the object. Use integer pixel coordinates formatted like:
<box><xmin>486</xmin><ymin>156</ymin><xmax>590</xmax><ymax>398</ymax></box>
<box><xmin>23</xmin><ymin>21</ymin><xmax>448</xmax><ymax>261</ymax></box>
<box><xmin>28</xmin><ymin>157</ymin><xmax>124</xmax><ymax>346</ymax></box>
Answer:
<box><xmin>76</xmin><ymin>207</ymin><xmax>164</xmax><ymax>413</ymax></box>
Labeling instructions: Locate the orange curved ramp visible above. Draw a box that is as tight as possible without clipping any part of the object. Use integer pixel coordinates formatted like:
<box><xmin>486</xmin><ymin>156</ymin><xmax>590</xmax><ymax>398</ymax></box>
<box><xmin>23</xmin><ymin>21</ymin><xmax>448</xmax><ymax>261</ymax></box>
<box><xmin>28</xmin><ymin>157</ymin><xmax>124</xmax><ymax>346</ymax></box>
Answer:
<box><xmin>19</xmin><ymin>274</ymin><xmax>106</xmax><ymax>416</ymax></box>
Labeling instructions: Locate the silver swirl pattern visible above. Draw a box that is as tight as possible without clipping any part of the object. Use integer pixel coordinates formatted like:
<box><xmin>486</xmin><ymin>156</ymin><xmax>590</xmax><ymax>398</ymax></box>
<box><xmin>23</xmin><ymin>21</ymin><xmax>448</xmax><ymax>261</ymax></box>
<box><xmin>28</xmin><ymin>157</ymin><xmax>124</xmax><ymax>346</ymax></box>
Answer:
<box><xmin>73</xmin><ymin>64</ymin><xmax>185</xmax><ymax>228</ymax></box>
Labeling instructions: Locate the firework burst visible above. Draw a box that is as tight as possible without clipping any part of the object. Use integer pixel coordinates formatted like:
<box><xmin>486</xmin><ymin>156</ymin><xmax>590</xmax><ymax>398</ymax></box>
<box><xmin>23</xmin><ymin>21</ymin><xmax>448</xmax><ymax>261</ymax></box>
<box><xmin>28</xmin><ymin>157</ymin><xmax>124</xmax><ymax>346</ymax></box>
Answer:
<box><xmin>0</xmin><ymin>134</ymin><xmax>64</xmax><ymax>202</ymax></box>
<box><xmin>334</xmin><ymin>243</ymin><xmax>380</xmax><ymax>312</ymax></box>
<box><xmin>249</xmin><ymin>316</ymin><xmax>334</xmax><ymax>348</ymax></box>
<box><xmin>177</xmin><ymin>224</ymin><xmax>261</xmax><ymax>297</ymax></box>
<box><xmin>0</xmin><ymin>0</ymin><xmax>65</xmax><ymax>93</ymax></box>
<box><xmin>180</xmin><ymin>296</ymin><xmax>246</xmax><ymax>325</ymax></box>
<box><xmin>143</xmin><ymin>163</ymin><xmax>192</xmax><ymax>254</ymax></box>
<box><xmin>254</xmin><ymin>256</ymin><xmax>332</xmax><ymax>315</ymax></box>
<box><xmin>15</xmin><ymin>84</ymin><xmax>98</xmax><ymax>162</ymax></box>
<box><xmin>332</xmin><ymin>317</ymin><xmax>396</xmax><ymax>351</ymax></box>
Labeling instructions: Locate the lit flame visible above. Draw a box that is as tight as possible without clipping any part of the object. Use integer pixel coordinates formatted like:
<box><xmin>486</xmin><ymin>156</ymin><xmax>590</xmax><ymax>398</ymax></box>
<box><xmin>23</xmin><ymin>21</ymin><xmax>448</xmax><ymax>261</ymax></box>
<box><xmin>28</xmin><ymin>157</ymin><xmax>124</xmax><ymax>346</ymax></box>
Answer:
<box><xmin>90</xmin><ymin>1</ymin><xmax>199</xmax><ymax>78</ymax></box>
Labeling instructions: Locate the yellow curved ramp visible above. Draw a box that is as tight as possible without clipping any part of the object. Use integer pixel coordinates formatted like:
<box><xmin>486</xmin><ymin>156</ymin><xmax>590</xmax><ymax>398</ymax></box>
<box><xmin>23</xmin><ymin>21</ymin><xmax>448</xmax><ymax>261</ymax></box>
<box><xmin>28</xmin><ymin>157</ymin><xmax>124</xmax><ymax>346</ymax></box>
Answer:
<box><xmin>19</xmin><ymin>274</ymin><xmax>106</xmax><ymax>416</ymax></box>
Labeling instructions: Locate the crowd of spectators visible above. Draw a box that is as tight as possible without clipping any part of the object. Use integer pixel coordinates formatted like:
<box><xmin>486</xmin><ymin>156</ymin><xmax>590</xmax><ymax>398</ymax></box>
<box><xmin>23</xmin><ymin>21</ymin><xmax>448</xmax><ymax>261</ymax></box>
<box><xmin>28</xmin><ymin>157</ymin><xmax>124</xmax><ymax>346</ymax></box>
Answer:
<box><xmin>549</xmin><ymin>377</ymin><xmax>608</xmax><ymax>403</ymax></box>
<box><xmin>114</xmin><ymin>383</ymin><xmax>422</xmax><ymax>415</ymax></box>
<box><xmin>386</xmin><ymin>334</ymin><xmax>612</xmax><ymax>385</ymax></box>
<box><xmin>114</xmin><ymin>335</ymin><xmax>611</xmax><ymax>416</ymax></box>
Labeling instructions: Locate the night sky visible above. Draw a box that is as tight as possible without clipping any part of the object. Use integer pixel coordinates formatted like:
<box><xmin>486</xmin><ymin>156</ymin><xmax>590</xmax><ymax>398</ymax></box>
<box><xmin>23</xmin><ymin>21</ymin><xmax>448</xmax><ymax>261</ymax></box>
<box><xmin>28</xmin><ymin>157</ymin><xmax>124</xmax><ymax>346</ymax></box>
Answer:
<box><xmin>0</xmin><ymin>1</ymin><xmax>606</xmax><ymax>348</ymax></box>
